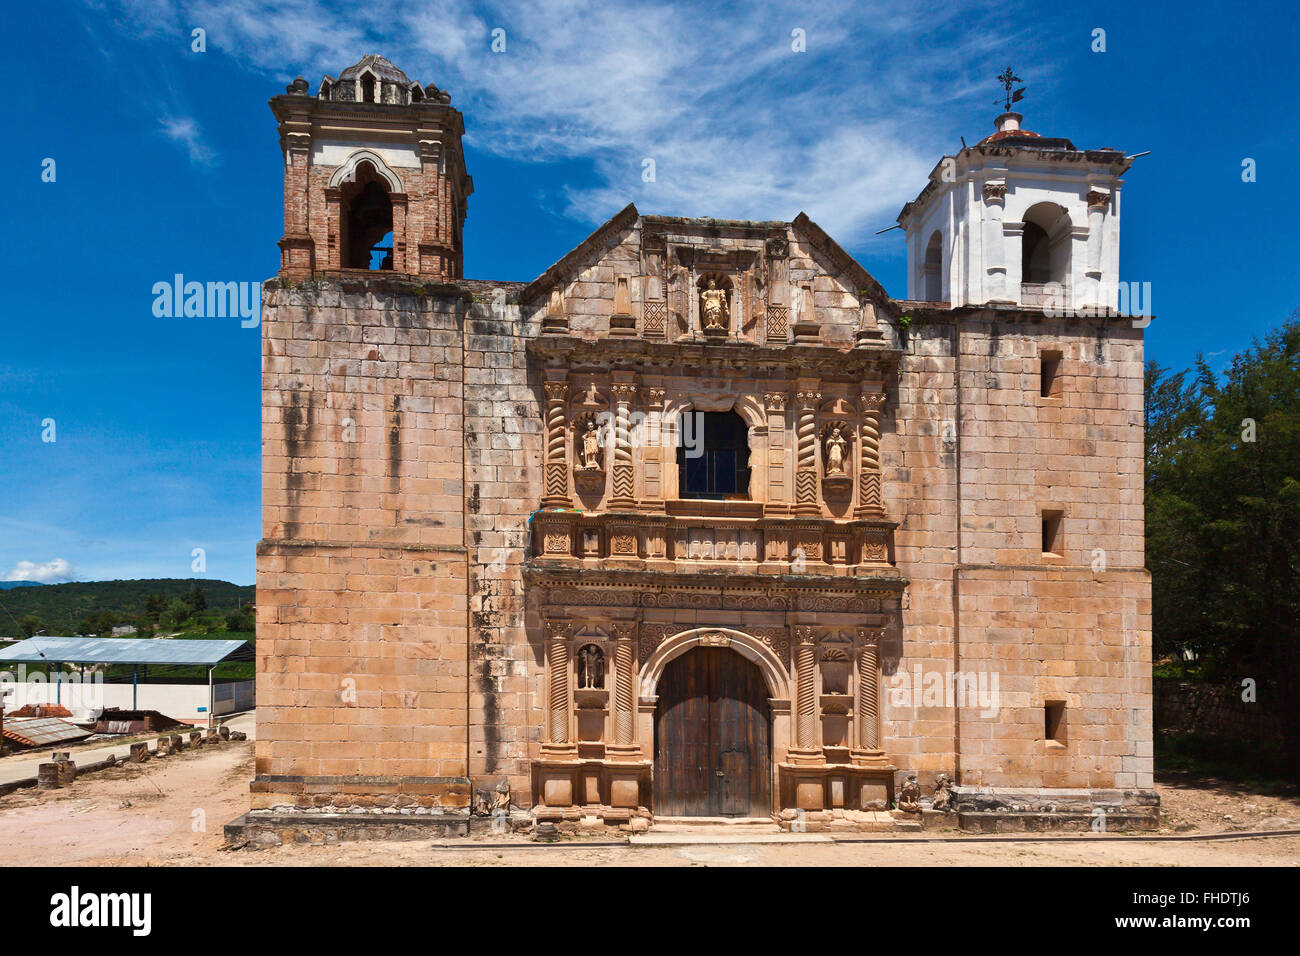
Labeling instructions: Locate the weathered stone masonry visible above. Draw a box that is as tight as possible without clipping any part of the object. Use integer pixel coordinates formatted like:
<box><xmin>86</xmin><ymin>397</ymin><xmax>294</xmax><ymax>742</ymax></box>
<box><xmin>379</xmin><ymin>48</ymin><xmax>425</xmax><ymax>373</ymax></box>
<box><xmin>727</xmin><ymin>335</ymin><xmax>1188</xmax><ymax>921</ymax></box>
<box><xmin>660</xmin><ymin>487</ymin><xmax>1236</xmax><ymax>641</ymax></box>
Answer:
<box><xmin>255</xmin><ymin>55</ymin><xmax>1155</xmax><ymax>829</ymax></box>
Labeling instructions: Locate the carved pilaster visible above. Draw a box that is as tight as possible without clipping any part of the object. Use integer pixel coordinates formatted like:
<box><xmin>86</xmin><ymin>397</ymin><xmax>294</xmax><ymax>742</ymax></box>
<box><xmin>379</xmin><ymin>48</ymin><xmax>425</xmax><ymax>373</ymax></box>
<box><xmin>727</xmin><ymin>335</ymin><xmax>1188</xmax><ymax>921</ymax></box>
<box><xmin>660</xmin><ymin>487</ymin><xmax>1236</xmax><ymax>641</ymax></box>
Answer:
<box><xmin>542</xmin><ymin>379</ymin><xmax>571</xmax><ymax>506</ymax></box>
<box><xmin>545</xmin><ymin>622</ymin><xmax>573</xmax><ymax>748</ymax></box>
<box><xmin>762</xmin><ymin>391</ymin><xmax>790</xmax><ymax>514</ymax></box>
<box><xmin>610</xmin><ymin>381</ymin><xmax>637</xmax><ymax>508</ymax></box>
<box><xmin>613</xmin><ymin>632</ymin><xmax>636</xmax><ymax>747</ymax></box>
<box><xmin>855</xmin><ymin>389</ymin><xmax>886</xmax><ymax>518</ymax></box>
<box><xmin>794</xmin><ymin>389</ymin><xmax>821</xmax><ymax>516</ymax></box>
<box><xmin>636</xmin><ymin>386</ymin><xmax>666</xmax><ymax>510</ymax></box>
<box><xmin>855</xmin><ymin>628</ymin><xmax>883</xmax><ymax>752</ymax></box>
<box><xmin>794</xmin><ymin>626</ymin><xmax>819</xmax><ymax>752</ymax></box>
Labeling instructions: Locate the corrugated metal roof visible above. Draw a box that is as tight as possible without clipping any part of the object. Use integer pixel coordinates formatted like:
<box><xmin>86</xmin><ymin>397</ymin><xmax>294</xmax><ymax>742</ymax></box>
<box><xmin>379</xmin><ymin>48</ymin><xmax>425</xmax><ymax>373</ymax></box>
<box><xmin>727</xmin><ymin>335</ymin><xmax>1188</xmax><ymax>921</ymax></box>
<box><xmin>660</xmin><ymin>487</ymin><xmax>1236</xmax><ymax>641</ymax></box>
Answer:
<box><xmin>0</xmin><ymin>636</ymin><xmax>248</xmax><ymax>666</ymax></box>
<box><xmin>2</xmin><ymin>717</ymin><xmax>92</xmax><ymax>747</ymax></box>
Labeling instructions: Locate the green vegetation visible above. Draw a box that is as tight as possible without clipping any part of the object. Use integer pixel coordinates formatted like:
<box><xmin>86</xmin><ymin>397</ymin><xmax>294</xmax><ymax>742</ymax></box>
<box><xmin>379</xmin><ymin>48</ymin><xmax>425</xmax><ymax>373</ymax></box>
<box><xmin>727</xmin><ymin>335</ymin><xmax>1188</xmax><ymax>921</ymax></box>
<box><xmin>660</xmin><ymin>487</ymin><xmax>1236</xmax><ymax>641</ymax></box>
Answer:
<box><xmin>1156</xmin><ymin>731</ymin><xmax>1294</xmax><ymax>792</ymax></box>
<box><xmin>1146</xmin><ymin>314</ymin><xmax>1300</xmax><ymax>777</ymax></box>
<box><xmin>0</xmin><ymin>578</ymin><xmax>254</xmax><ymax>639</ymax></box>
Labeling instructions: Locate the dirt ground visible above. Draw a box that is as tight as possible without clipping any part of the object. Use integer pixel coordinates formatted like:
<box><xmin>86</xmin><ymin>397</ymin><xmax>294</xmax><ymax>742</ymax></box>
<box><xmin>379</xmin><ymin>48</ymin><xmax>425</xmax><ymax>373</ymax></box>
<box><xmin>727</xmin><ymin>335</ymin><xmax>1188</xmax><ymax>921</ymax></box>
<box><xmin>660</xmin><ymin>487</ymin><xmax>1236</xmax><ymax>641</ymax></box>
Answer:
<box><xmin>0</xmin><ymin>742</ymin><xmax>1296</xmax><ymax>866</ymax></box>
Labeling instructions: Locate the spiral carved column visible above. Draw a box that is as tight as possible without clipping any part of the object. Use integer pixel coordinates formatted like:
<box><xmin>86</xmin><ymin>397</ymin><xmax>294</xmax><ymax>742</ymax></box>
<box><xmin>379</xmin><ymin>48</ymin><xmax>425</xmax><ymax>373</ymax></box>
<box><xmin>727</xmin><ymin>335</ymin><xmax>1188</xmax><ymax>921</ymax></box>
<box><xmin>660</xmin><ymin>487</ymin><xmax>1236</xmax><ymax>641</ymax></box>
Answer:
<box><xmin>547</xmin><ymin>627</ymin><xmax>570</xmax><ymax>745</ymax></box>
<box><xmin>857</xmin><ymin>634</ymin><xmax>881</xmax><ymax>751</ymax></box>
<box><xmin>614</xmin><ymin>640</ymin><xmax>635</xmax><ymax>745</ymax></box>
<box><xmin>794</xmin><ymin>626</ymin><xmax>818</xmax><ymax>750</ymax></box>
<box><xmin>794</xmin><ymin>388</ymin><xmax>821</xmax><ymax>516</ymax></box>
<box><xmin>610</xmin><ymin>382</ymin><xmax>637</xmax><ymax>507</ymax></box>
<box><xmin>855</xmin><ymin>390</ymin><xmax>886</xmax><ymax>518</ymax></box>
<box><xmin>542</xmin><ymin>380</ymin><xmax>571</xmax><ymax>506</ymax></box>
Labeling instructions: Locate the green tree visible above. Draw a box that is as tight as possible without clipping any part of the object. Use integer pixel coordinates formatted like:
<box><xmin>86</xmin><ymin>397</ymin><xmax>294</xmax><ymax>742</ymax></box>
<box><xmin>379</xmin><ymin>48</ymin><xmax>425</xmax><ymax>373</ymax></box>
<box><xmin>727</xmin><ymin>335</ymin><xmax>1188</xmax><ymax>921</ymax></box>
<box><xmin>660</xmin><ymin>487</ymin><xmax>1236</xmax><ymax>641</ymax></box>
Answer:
<box><xmin>165</xmin><ymin>599</ymin><xmax>191</xmax><ymax>629</ymax></box>
<box><xmin>1146</xmin><ymin>314</ymin><xmax>1300</xmax><ymax>774</ymax></box>
<box><xmin>185</xmin><ymin>585</ymin><xmax>207</xmax><ymax>612</ymax></box>
<box><xmin>224</xmin><ymin>607</ymin><xmax>255</xmax><ymax>633</ymax></box>
<box><xmin>17</xmin><ymin>614</ymin><xmax>43</xmax><ymax>638</ymax></box>
<box><xmin>144</xmin><ymin>593</ymin><xmax>168</xmax><ymax>621</ymax></box>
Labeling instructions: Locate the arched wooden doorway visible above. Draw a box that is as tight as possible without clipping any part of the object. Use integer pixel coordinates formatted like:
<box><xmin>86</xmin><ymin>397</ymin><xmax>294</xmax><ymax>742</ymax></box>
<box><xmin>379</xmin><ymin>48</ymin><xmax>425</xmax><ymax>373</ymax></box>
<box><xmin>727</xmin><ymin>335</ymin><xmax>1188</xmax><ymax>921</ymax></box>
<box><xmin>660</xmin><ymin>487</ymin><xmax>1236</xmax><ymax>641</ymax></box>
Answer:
<box><xmin>653</xmin><ymin>646</ymin><xmax>771</xmax><ymax>817</ymax></box>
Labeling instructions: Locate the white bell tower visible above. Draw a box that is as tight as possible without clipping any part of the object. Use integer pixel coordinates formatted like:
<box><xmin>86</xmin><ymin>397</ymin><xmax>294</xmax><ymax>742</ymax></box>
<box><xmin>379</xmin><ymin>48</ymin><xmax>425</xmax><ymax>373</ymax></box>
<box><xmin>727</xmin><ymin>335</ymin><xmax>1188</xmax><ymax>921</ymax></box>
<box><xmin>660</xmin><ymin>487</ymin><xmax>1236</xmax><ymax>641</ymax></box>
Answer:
<box><xmin>898</xmin><ymin>102</ymin><xmax>1134</xmax><ymax>313</ymax></box>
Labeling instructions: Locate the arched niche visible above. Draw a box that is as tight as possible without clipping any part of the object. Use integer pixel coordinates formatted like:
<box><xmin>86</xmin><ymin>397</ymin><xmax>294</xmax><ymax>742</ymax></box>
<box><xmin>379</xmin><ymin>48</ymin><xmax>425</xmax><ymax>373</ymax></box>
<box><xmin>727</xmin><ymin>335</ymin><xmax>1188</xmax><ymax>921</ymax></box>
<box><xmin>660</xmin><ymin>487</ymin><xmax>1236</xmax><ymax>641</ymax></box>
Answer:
<box><xmin>640</xmin><ymin>627</ymin><xmax>790</xmax><ymax>701</ymax></box>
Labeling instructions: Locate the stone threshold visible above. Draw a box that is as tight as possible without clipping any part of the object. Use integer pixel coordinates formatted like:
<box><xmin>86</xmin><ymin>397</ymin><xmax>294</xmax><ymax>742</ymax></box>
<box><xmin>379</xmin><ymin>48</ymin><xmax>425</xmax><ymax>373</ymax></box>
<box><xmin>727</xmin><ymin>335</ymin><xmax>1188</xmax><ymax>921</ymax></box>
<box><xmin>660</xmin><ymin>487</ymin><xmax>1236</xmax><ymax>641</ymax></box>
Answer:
<box><xmin>631</xmin><ymin>831</ymin><xmax>833</xmax><ymax>845</ymax></box>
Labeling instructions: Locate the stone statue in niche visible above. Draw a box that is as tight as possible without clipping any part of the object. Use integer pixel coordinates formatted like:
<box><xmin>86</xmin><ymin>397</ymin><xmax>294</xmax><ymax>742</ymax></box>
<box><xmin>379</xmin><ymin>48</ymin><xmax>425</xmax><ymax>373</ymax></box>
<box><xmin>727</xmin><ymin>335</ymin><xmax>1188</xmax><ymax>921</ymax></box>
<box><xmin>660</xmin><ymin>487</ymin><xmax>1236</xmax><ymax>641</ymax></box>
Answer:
<box><xmin>577</xmin><ymin>644</ymin><xmax>605</xmax><ymax>689</ymax></box>
<box><xmin>931</xmin><ymin>773</ymin><xmax>954</xmax><ymax>812</ymax></box>
<box><xmin>700</xmin><ymin>277</ymin><xmax>730</xmax><ymax>332</ymax></box>
<box><xmin>824</xmin><ymin>426</ymin><xmax>849</xmax><ymax>477</ymax></box>
<box><xmin>581</xmin><ymin>420</ymin><xmax>602</xmax><ymax>470</ymax></box>
<box><xmin>897</xmin><ymin>773</ymin><xmax>922</xmax><ymax>812</ymax></box>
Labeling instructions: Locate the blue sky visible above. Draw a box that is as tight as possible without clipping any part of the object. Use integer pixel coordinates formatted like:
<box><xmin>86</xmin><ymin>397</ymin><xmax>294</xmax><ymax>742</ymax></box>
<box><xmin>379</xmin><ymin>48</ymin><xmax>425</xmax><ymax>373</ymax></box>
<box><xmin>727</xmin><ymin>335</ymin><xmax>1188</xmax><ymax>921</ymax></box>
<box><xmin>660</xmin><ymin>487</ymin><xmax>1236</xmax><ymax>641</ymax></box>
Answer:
<box><xmin>0</xmin><ymin>0</ymin><xmax>1295</xmax><ymax>587</ymax></box>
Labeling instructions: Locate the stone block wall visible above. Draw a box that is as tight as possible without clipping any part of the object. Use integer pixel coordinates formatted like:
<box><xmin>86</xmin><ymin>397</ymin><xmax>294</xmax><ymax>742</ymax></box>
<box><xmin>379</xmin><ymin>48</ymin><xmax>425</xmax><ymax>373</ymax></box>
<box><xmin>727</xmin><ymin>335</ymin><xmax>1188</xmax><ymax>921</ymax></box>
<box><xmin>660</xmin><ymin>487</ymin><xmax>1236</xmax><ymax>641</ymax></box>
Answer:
<box><xmin>881</xmin><ymin>310</ymin><xmax>1152</xmax><ymax>791</ymax></box>
<box><xmin>461</xmin><ymin>292</ymin><xmax>546</xmax><ymax>802</ymax></box>
<box><xmin>256</xmin><ymin>280</ymin><xmax>476</xmax><ymax>808</ymax></box>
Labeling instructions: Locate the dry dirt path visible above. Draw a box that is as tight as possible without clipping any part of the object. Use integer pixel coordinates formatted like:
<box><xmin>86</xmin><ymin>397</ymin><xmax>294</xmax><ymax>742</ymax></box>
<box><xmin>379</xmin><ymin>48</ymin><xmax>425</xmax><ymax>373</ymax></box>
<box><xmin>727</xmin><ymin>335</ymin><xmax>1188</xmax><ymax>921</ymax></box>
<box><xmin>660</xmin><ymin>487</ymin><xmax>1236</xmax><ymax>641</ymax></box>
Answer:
<box><xmin>0</xmin><ymin>733</ymin><xmax>1296</xmax><ymax>866</ymax></box>
<box><xmin>0</xmin><ymin>712</ymin><xmax>255</xmax><ymax>786</ymax></box>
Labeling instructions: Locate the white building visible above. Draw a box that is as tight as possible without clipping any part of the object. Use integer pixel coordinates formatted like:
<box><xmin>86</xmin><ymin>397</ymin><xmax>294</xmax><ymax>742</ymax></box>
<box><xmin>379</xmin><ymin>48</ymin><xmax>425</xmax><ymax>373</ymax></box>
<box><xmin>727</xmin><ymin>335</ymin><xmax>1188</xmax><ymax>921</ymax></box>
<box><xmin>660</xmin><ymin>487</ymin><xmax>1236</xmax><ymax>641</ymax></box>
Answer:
<box><xmin>898</xmin><ymin>110</ymin><xmax>1133</xmax><ymax>314</ymax></box>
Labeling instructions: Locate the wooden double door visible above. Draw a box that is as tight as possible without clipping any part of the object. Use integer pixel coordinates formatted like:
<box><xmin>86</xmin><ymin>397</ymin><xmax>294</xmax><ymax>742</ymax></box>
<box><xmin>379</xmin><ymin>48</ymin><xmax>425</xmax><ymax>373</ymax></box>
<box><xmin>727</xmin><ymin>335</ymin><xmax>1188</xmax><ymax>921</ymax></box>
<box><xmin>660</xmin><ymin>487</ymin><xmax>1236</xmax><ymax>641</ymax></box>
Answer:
<box><xmin>653</xmin><ymin>647</ymin><xmax>772</xmax><ymax>817</ymax></box>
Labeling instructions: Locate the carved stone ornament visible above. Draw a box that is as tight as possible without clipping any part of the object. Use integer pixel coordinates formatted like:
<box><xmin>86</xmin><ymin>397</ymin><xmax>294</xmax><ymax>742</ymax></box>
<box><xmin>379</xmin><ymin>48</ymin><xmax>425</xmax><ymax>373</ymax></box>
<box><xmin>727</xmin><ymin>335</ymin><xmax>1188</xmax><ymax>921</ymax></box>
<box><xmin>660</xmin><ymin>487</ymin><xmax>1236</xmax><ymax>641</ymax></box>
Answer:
<box><xmin>1086</xmin><ymin>188</ymin><xmax>1110</xmax><ymax>210</ymax></box>
<box><xmin>931</xmin><ymin>773</ymin><xmax>955</xmax><ymax>812</ymax></box>
<box><xmin>699</xmin><ymin>276</ymin><xmax>730</xmax><ymax>335</ymax></box>
<box><xmin>860</xmin><ymin>390</ymin><xmax>886</xmax><ymax>413</ymax></box>
<box><xmin>823</xmin><ymin>424</ymin><xmax>850</xmax><ymax>478</ymax></box>
<box><xmin>698</xmin><ymin>631</ymin><xmax>732</xmax><ymax>647</ymax></box>
<box><xmin>982</xmin><ymin>181</ymin><xmax>1007</xmax><ymax>202</ymax></box>
<box><xmin>577</xmin><ymin>644</ymin><xmax>606</xmax><ymax>690</ymax></box>
<box><xmin>578</xmin><ymin>418</ymin><xmax>604</xmax><ymax>470</ymax></box>
<box><xmin>764</xmin><ymin>392</ymin><xmax>788</xmax><ymax>412</ymax></box>
<box><xmin>897</xmin><ymin>773</ymin><xmax>922</xmax><ymax>813</ymax></box>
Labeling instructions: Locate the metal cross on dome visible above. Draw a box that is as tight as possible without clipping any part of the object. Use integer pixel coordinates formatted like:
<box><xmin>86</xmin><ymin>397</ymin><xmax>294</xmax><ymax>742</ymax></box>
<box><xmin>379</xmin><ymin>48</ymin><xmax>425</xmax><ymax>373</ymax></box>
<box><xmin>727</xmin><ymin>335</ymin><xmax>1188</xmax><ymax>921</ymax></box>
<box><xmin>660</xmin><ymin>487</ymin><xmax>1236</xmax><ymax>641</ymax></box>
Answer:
<box><xmin>996</xmin><ymin>66</ymin><xmax>1026</xmax><ymax>111</ymax></box>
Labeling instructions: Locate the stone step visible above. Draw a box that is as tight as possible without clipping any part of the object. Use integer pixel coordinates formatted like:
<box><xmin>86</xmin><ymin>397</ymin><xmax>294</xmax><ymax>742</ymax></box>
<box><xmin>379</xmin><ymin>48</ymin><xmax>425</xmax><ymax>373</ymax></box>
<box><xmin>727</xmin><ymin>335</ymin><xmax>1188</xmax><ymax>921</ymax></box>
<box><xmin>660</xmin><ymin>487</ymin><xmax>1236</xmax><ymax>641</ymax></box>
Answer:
<box><xmin>653</xmin><ymin>816</ymin><xmax>779</xmax><ymax>830</ymax></box>
<box><xmin>632</xmin><ymin>831</ymin><xmax>833</xmax><ymax>845</ymax></box>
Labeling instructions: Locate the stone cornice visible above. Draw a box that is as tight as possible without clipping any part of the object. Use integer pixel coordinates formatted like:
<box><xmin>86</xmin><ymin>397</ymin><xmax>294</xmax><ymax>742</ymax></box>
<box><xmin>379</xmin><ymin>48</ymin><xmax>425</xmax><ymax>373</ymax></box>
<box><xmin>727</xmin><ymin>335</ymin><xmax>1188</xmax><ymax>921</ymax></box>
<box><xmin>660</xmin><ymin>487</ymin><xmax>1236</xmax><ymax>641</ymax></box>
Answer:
<box><xmin>523</xmin><ymin>563</ymin><xmax>907</xmax><ymax>598</ymax></box>
<box><xmin>528</xmin><ymin>335</ymin><xmax>902</xmax><ymax>376</ymax></box>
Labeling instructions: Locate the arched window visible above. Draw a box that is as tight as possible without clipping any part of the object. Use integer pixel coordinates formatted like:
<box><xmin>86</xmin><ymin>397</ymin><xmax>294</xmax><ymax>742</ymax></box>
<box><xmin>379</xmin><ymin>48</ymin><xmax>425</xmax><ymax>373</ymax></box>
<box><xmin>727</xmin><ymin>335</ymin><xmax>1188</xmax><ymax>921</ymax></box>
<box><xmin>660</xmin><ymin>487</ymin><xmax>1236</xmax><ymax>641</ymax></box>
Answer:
<box><xmin>359</xmin><ymin>71</ymin><xmax>376</xmax><ymax>103</ymax></box>
<box><xmin>923</xmin><ymin>231</ymin><xmax>943</xmax><ymax>301</ymax></box>
<box><xmin>341</xmin><ymin>163</ymin><xmax>394</xmax><ymax>270</ymax></box>
<box><xmin>1021</xmin><ymin>203</ymin><xmax>1070</xmax><ymax>286</ymax></box>
<box><xmin>678</xmin><ymin>409</ymin><xmax>751</xmax><ymax>500</ymax></box>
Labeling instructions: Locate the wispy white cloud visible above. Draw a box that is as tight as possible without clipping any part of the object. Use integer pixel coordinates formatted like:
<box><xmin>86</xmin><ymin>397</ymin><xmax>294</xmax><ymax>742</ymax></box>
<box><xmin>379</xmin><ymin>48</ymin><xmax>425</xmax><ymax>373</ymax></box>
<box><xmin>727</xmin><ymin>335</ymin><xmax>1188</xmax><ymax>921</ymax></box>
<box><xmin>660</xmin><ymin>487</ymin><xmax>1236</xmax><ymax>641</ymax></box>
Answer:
<box><xmin>4</xmin><ymin>558</ymin><xmax>76</xmax><ymax>584</ymax></box>
<box><xmin>159</xmin><ymin>115</ymin><xmax>217</xmax><ymax>165</ymax></box>
<box><xmin>106</xmin><ymin>0</ymin><xmax>1052</xmax><ymax>241</ymax></box>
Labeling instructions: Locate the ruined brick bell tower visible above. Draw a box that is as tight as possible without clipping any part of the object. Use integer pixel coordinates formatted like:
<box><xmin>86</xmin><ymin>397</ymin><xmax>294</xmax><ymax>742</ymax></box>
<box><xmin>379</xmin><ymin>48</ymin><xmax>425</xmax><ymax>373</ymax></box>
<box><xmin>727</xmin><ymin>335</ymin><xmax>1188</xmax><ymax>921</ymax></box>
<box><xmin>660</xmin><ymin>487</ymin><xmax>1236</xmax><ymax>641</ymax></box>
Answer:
<box><xmin>270</xmin><ymin>54</ymin><xmax>472</xmax><ymax>279</ymax></box>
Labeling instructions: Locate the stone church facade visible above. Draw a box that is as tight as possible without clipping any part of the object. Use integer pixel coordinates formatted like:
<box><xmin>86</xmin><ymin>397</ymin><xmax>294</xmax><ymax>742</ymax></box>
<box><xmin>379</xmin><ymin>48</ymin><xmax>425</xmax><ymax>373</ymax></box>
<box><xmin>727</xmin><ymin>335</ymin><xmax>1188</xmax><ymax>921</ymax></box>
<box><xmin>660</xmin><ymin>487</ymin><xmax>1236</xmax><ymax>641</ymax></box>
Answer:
<box><xmin>252</xmin><ymin>56</ymin><xmax>1155</xmax><ymax>833</ymax></box>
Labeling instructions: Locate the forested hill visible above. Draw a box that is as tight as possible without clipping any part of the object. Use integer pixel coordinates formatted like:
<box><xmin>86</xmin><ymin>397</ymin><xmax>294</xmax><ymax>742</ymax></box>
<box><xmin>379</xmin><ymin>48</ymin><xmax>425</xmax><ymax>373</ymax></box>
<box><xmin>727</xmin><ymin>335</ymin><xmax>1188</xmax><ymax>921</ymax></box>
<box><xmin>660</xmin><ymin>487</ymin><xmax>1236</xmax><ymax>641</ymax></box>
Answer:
<box><xmin>0</xmin><ymin>579</ymin><xmax>254</xmax><ymax>637</ymax></box>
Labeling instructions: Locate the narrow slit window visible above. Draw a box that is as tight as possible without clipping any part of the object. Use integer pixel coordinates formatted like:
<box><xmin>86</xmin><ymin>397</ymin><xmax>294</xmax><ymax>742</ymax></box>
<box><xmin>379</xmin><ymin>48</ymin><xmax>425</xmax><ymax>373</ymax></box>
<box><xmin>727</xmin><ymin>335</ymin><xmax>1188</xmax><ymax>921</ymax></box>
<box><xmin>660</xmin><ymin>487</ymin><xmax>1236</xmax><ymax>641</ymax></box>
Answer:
<box><xmin>1040</xmin><ymin>350</ymin><xmax>1062</xmax><ymax>398</ymax></box>
<box><xmin>1041</xmin><ymin>510</ymin><xmax>1064</xmax><ymax>556</ymax></box>
<box><xmin>1045</xmin><ymin>701</ymin><xmax>1066</xmax><ymax>744</ymax></box>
